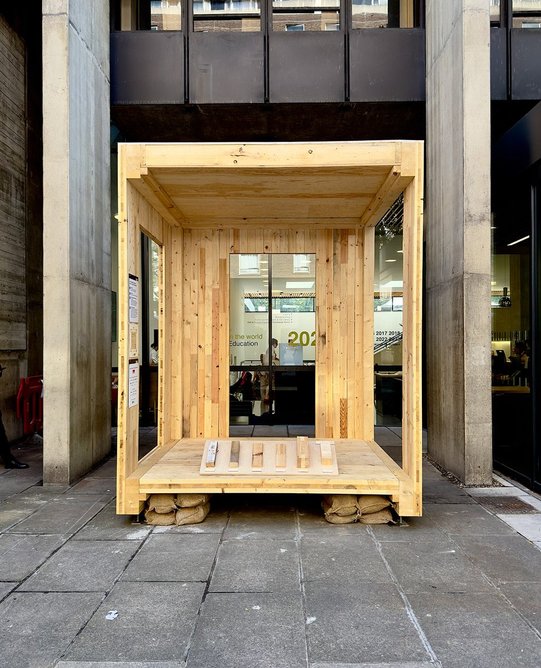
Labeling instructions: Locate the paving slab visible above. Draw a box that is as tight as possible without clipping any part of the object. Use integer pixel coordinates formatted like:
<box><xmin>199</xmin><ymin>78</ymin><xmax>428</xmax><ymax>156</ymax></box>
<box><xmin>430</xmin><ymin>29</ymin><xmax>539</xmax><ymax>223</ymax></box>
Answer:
<box><xmin>495</xmin><ymin>513</ymin><xmax>541</xmax><ymax>542</ymax></box>
<box><xmin>74</xmin><ymin>501</ymin><xmax>152</xmax><ymax>541</ymax></box>
<box><xmin>375</xmin><ymin>430</ymin><xmax>402</xmax><ymax>446</ymax></box>
<box><xmin>224</xmin><ymin>507</ymin><xmax>297</xmax><ymax>540</ymax></box>
<box><xmin>408</xmin><ymin>591</ymin><xmax>541</xmax><ymax>668</ymax></box>
<box><xmin>0</xmin><ymin>582</ymin><xmax>15</xmax><ymax>601</ymax></box>
<box><xmin>0</xmin><ymin>591</ymin><xmax>103</xmax><ymax>668</ymax></box>
<box><xmin>57</xmin><ymin>663</ymin><xmax>182</xmax><ymax>667</ymax></box>
<box><xmin>422</xmin><ymin>483</ymin><xmax>475</xmax><ymax>504</ymax></box>
<box><xmin>66</xmin><ymin>477</ymin><xmax>116</xmax><ymax>496</ymax></box>
<box><xmin>311</xmin><ymin>663</ymin><xmax>434</xmax><ymax>668</ymax></box>
<box><xmin>452</xmin><ymin>534</ymin><xmax>541</xmax><ymax>584</ymax></box>
<box><xmin>0</xmin><ymin>473</ymin><xmax>42</xmax><ymax>501</ymax></box>
<box><xmin>498</xmin><ymin>582</ymin><xmax>541</xmax><ymax>634</ymax></box>
<box><xmin>0</xmin><ymin>533</ymin><xmax>65</xmax><ymax>581</ymax></box>
<box><xmin>423</xmin><ymin>503</ymin><xmax>513</xmax><ymax>535</ymax></box>
<box><xmin>209</xmin><ymin>538</ymin><xmax>300</xmax><ymax>592</ymax></box>
<box><xmin>301</xmin><ymin>534</ymin><xmax>389</xmax><ymax>584</ymax></box>
<box><xmin>304</xmin><ymin>582</ymin><xmax>431</xmax><ymax>665</ymax></box>
<box><xmin>65</xmin><ymin>581</ymin><xmax>204</xmax><ymax>663</ymax></box>
<box><xmin>0</xmin><ymin>489</ymin><xmax>57</xmax><ymax>532</ymax></box>
<box><xmin>187</xmin><ymin>592</ymin><xmax>307</xmax><ymax>668</ymax></box>
<box><xmin>380</xmin><ymin>537</ymin><xmax>492</xmax><ymax>594</ymax></box>
<box><xmin>18</xmin><ymin>539</ymin><xmax>141</xmax><ymax>592</ymax></box>
<box><xmin>7</xmin><ymin>496</ymin><xmax>108</xmax><ymax>535</ymax></box>
<box><xmin>369</xmin><ymin>516</ymin><xmax>446</xmax><ymax>542</ymax></box>
<box><xmin>121</xmin><ymin>534</ymin><xmax>220</xmax><ymax>582</ymax></box>
<box><xmin>86</xmin><ymin>458</ymin><xmax>118</xmax><ymax>478</ymax></box>
<box><xmin>151</xmin><ymin>508</ymin><xmax>229</xmax><ymax>534</ymax></box>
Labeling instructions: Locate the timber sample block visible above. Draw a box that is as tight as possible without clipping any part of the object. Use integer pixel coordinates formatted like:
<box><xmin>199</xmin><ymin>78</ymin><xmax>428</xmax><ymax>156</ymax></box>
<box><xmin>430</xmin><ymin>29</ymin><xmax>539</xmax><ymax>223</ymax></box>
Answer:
<box><xmin>229</xmin><ymin>440</ymin><xmax>240</xmax><ymax>470</ymax></box>
<box><xmin>319</xmin><ymin>441</ymin><xmax>333</xmax><ymax>470</ymax></box>
<box><xmin>297</xmin><ymin>436</ymin><xmax>309</xmax><ymax>470</ymax></box>
<box><xmin>252</xmin><ymin>442</ymin><xmax>264</xmax><ymax>471</ymax></box>
<box><xmin>205</xmin><ymin>440</ymin><xmax>218</xmax><ymax>469</ymax></box>
<box><xmin>275</xmin><ymin>442</ymin><xmax>287</xmax><ymax>470</ymax></box>
<box><xmin>199</xmin><ymin>439</ymin><xmax>338</xmax><ymax>476</ymax></box>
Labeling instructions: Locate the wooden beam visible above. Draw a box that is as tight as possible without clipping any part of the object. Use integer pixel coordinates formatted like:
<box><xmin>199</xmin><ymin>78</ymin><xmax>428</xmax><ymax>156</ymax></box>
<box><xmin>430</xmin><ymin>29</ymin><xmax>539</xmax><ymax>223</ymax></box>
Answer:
<box><xmin>358</xmin><ymin>165</ymin><xmax>408</xmax><ymax>228</ymax></box>
<box><xmin>142</xmin><ymin>142</ymin><xmax>401</xmax><ymax>170</ymax></box>
<box><xmin>401</xmin><ymin>141</ymin><xmax>424</xmax><ymax>517</ymax></box>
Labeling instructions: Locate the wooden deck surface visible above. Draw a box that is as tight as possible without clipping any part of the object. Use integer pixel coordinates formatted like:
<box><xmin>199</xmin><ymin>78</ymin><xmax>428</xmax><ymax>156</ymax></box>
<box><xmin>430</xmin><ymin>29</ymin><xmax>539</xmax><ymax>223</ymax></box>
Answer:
<box><xmin>133</xmin><ymin>438</ymin><xmax>410</xmax><ymax>497</ymax></box>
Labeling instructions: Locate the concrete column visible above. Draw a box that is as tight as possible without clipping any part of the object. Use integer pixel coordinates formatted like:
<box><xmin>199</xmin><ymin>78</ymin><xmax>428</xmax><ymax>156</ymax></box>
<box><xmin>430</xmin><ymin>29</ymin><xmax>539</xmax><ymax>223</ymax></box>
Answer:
<box><xmin>425</xmin><ymin>0</ymin><xmax>493</xmax><ymax>484</ymax></box>
<box><xmin>42</xmin><ymin>0</ymin><xmax>111</xmax><ymax>484</ymax></box>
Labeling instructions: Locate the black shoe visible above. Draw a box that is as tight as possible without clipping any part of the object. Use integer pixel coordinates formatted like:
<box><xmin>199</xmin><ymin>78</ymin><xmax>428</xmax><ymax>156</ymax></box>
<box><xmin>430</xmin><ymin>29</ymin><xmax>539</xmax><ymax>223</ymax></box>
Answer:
<box><xmin>5</xmin><ymin>458</ymin><xmax>29</xmax><ymax>469</ymax></box>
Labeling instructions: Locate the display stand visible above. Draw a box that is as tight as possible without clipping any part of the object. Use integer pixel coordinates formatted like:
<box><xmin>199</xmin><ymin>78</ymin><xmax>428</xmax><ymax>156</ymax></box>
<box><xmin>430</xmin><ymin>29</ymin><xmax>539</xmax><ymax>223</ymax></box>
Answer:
<box><xmin>116</xmin><ymin>141</ymin><xmax>424</xmax><ymax>516</ymax></box>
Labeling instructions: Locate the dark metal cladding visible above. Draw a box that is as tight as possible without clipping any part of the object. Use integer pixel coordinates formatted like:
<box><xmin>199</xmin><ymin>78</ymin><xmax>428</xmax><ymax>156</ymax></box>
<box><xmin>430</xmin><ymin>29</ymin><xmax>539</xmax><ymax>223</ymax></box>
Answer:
<box><xmin>189</xmin><ymin>33</ymin><xmax>265</xmax><ymax>104</ymax></box>
<box><xmin>269</xmin><ymin>32</ymin><xmax>345</xmax><ymax>103</ymax></box>
<box><xmin>111</xmin><ymin>31</ymin><xmax>185</xmax><ymax>104</ymax></box>
<box><xmin>511</xmin><ymin>28</ymin><xmax>541</xmax><ymax>99</ymax></box>
<box><xmin>349</xmin><ymin>29</ymin><xmax>425</xmax><ymax>102</ymax></box>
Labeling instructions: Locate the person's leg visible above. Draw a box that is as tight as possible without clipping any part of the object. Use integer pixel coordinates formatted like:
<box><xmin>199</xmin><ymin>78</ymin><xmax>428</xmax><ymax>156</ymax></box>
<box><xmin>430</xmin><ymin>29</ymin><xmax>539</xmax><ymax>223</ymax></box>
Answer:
<box><xmin>0</xmin><ymin>411</ymin><xmax>28</xmax><ymax>468</ymax></box>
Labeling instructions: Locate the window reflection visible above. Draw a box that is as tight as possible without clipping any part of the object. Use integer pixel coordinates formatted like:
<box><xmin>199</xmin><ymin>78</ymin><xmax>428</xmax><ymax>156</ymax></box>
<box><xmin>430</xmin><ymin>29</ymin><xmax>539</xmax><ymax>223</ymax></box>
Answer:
<box><xmin>150</xmin><ymin>0</ymin><xmax>182</xmax><ymax>30</ymax></box>
<box><xmin>194</xmin><ymin>0</ymin><xmax>261</xmax><ymax>32</ymax></box>
<box><xmin>513</xmin><ymin>0</ymin><xmax>541</xmax><ymax>28</ymax></box>
<box><xmin>352</xmin><ymin>0</ymin><xmax>395</xmax><ymax>29</ymax></box>
<box><xmin>490</xmin><ymin>0</ymin><xmax>501</xmax><ymax>25</ymax></box>
<box><xmin>273</xmin><ymin>0</ymin><xmax>340</xmax><ymax>32</ymax></box>
<box><xmin>374</xmin><ymin>196</ymin><xmax>403</xmax><ymax>426</ymax></box>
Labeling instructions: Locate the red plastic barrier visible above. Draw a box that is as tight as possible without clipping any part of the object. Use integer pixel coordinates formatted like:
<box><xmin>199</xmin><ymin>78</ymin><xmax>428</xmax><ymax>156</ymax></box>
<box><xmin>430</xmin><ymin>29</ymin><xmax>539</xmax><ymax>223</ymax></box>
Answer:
<box><xmin>16</xmin><ymin>376</ymin><xmax>43</xmax><ymax>435</ymax></box>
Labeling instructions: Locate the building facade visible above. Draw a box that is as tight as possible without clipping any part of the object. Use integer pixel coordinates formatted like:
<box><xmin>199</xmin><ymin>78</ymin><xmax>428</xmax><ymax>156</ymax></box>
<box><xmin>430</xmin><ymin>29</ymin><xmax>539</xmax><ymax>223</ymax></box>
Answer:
<box><xmin>0</xmin><ymin>0</ymin><xmax>540</xmax><ymax>493</ymax></box>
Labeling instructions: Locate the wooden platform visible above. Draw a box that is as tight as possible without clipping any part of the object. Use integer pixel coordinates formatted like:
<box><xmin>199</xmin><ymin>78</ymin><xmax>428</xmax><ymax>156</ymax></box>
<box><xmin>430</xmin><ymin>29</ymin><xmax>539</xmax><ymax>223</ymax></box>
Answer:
<box><xmin>123</xmin><ymin>439</ymin><xmax>418</xmax><ymax>516</ymax></box>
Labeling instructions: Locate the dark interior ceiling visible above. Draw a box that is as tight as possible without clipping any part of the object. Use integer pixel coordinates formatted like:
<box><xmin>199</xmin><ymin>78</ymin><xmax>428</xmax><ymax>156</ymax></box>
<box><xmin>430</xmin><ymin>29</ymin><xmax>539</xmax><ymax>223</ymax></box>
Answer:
<box><xmin>111</xmin><ymin>102</ymin><xmax>426</xmax><ymax>143</ymax></box>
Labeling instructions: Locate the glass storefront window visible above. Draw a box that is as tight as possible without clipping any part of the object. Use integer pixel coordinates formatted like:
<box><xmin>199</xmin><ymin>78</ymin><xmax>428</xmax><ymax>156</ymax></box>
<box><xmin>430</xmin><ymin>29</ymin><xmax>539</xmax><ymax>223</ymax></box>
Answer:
<box><xmin>229</xmin><ymin>253</ymin><xmax>315</xmax><ymax>432</ymax></box>
<box><xmin>513</xmin><ymin>0</ymin><xmax>541</xmax><ymax>28</ymax></box>
<box><xmin>150</xmin><ymin>0</ymin><xmax>182</xmax><ymax>30</ymax></box>
<box><xmin>491</xmin><ymin>186</ymin><xmax>532</xmax><ymax>483</ymax></box>
<box><xmin>194</xmin><ymin>0</ymin><xmax>261</xmax><ymax>32</ymax></box>
<box><xmin>273</xmin><ymin>0</ymin><xmax>340</xmax><ymax>32</ymax></box>
<box><xmin>352</xmin><ymin>0</ymin><xmax>397</xmax><ymax>29</ymax></box>
<box><xmin>374</xmin><ymin>197</ymin><xmax>403</xmax><ymax>426</ymax></box>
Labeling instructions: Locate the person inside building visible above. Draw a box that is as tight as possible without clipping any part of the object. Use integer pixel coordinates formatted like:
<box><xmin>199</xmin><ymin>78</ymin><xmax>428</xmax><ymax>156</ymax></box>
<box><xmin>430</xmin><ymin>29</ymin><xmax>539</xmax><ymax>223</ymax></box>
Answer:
<box><xmin>0</xmin><ymin>366</ymin><xmax>28</xmax><ymax>469</ymax></box>
<box><xmin>150</xmin><ymin>341</ymin><xmax>158</xmax><ymax>365</ymax></box>
<box><xmin>259</xmin><ymin>338</ymin><xmax>279</xmax><ymax>406</ymax></box>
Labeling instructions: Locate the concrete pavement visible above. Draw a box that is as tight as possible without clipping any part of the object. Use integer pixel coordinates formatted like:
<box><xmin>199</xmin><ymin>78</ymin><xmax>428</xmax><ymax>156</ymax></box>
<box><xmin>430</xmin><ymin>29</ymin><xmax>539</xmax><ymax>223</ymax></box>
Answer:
<box><xmin>0</xmin><ymin>428</ymin><xmax>540</xmax><ymax>667</ymax></box>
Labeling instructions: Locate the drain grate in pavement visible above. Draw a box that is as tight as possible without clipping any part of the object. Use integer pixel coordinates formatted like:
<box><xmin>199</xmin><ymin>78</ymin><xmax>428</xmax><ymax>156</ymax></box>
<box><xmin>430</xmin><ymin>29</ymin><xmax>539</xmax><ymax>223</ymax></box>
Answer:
<box><xmin>476</xmin><ymin>495</ymin><xmax>540</xmax><ymax>514</ymax></box>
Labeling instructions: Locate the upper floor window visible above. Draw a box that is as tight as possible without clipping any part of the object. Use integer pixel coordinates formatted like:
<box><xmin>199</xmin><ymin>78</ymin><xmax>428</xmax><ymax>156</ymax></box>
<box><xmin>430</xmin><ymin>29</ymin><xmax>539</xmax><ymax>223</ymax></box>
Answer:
<box><xmin>513</xmin><ymin>0</ymin><xmax>541</xmax><ymax>28</ymax></box>
<box><xmin>194</xmin><ymin>0</ymin><xmax>261</xmax><ymax>32</ymax></box>
<box><xmin>351</xmin><ymin>0</ymin><xmax>419</xmax><ymax>29</ymax></box>
<box><xmin>150</xmin><ymin>0</ymin><xmax>182</xmax><ymax>30</ymax></box>
<box><xmin>490</xmin><ymin>0</ymin><xmax>501</xmax><ymax>26</ymax></box>
<box><xmin>273</xmin><ymin>0</ymin><xmax>340</xmax><ymax>32</ymax></box>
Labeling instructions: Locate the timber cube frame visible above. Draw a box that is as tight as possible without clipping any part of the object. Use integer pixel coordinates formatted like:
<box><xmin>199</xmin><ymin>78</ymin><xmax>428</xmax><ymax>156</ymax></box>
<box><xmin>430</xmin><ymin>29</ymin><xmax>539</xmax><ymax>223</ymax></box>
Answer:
<box><xmin>116</xmin><ymin>141</ymin><xmax>423</xmax><ymax>517</ymax></box>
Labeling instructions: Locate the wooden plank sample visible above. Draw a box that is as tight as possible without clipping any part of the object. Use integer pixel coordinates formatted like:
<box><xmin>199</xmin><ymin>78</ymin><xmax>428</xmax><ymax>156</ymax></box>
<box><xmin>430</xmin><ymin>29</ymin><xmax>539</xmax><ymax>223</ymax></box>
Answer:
<box><xmin>252</xmin><ymin>442</ymin><xmax>264</xmax><ymax>471</ymax></box>
<box><xmin>229</xmin><ymin>440</ymin><xmax>240</xmax><ymax>470</ymax></box>
<box><xmin>320</xmin><ymin>441</ymin><xmax>333</xmax><ymax>469</ymax></box>
<box><xmin>275</xmin><ymin>442</ymin><xmax>287</xmax><ymax>470</ymax></box>
<box><xmin>205</xmin><ymin>440</ymin><xmax>218</xmax><ymax>469</ymax></box>
<box><xmin>297</xmin><ymin>436</ymin><xmax>309</xmax><ymax>469</ymax></box>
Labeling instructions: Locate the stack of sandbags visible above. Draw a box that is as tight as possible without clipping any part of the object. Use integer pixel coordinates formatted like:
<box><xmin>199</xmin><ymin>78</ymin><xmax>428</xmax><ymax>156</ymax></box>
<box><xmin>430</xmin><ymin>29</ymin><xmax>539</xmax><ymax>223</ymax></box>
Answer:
<box><xmin>144</xmin><ymin>494</ymin><xmax>177</xmax><ymax>525</ymax></box>
<box><xmin>174</xmin><ymin>493</ymin><xmax>211</xmax><ymax>526</ymax></box>
<box><xmin>144</xmin><ymin>493</ymin><xmax>211</xmax><ymax>526</ymax></box>
<box><xmin>322</xmin><ymin>494</ymin><xmax>359</xmax><ymax>524</ymax></box>
<box><xmin>357</xmin><ymin>495</ymin><xmax>396</xmax><ymax>524</ymax></box>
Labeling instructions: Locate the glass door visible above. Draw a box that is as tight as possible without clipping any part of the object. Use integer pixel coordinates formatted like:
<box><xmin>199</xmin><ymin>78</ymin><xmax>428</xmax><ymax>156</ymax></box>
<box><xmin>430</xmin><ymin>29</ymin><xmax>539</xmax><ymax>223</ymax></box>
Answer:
<box><xmin>229</xmin><ymin>253</ymin><xmax>315</xmax><ymax>435</ymax></box>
